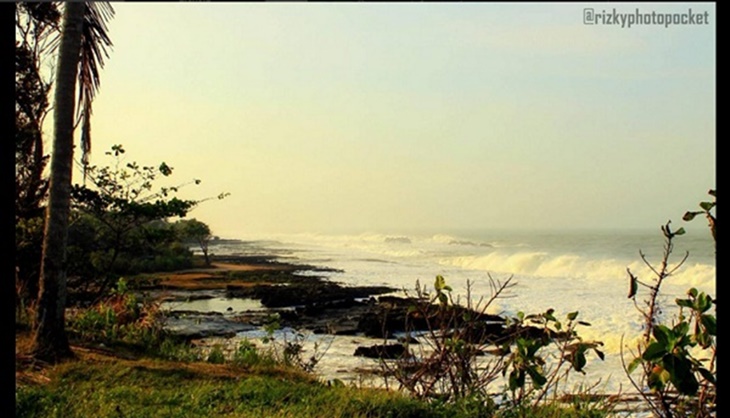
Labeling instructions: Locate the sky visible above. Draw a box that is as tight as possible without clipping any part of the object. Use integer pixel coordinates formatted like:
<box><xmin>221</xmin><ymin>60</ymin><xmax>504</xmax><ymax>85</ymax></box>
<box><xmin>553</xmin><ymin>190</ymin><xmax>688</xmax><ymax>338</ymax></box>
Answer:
<box><xmin>57</xmin><ymin>2</ymin><xmax>715</xmax><ymax>238</ymax></box>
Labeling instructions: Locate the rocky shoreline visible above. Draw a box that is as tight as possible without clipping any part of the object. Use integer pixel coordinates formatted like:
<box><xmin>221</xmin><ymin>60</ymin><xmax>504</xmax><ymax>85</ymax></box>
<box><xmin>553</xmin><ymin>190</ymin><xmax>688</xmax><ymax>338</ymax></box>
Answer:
<box><xmin>142</xmin><ymin>253</ymin><xmax>560</xmax><ymax>359</ymax></box>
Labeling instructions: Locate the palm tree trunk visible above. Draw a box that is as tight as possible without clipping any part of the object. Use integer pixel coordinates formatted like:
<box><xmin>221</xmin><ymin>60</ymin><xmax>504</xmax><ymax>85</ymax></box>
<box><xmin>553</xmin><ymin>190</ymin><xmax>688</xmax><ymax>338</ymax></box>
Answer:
<box><xmin>31</xmin><ymin>2</ymin><xmax>85</xmax><ymax>362</ymax></box>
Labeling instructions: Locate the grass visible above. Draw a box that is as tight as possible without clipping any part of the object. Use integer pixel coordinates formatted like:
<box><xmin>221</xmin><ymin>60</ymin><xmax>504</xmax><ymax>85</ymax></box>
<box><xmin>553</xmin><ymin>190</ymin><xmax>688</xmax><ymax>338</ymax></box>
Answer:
<box><xmin>16</xmin><ymin>327</ymin><xmax>617</xmax><ymax>418</ymax></box>
<box><xmin>16</xmin><ymin>348</ymin><xmax>616</xmax><ymax>418</ymax></box>
<box><xmin>16</xmin><ymin>349</ymin><xmax>457</xmax><ymax>418</ymax></box>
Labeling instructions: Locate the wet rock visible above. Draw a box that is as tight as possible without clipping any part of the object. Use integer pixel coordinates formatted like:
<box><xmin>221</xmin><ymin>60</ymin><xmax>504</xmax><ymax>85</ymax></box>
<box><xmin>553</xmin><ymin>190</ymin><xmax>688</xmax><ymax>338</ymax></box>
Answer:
<box><xmin>354</xmin><ymin>343</ymin><xmax>410</xmax><ymax>359</ymax></box>
<box><xmin>228</xmin><ymin>282</ymin><xmax>395</xmax><ymax>308</ymax></box>
<box><xmin>164</xmin><ymin>313</ymin><xmax>256</xmax><ymax>339</ymax></box>
<box><xmin>357</xmin><ymin>295</ymin><xmax>506</xmax><ymax>339</ymax></box>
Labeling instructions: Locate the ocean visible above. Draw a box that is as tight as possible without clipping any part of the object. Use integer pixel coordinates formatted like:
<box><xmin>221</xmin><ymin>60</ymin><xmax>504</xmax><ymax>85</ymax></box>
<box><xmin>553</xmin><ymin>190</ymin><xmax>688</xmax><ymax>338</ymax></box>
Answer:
<box><xmin>197</xmin><ymin>227</ymin><xmax>716</xmax><ymax>397</ymax></box>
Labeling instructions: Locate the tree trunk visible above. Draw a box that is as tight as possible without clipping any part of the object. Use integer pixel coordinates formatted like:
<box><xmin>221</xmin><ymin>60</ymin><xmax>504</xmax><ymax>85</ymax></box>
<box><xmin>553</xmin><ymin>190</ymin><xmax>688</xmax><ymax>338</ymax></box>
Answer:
<box><xmin>31</xmin><ymin>2</ymin><xmax>85</xmax><ymax>362</ymax></box>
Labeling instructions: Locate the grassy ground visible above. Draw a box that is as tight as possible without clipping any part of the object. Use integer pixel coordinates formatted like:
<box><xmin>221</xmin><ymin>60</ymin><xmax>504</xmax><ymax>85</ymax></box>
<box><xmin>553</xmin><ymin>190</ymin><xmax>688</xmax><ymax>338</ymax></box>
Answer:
<box><xmin>16</xmin><ymin>257</ymin><xmax>616</xmax><ymax>418</ymax></box>
<box><xmin>16</xmin><ymin>331</ymin><xmax>475</xmax><ymax>418</ymax></box>
<box><xmin>15</xmin><ymin>328</ymin><xmax>618</xmax><ymax>418</ymax></box>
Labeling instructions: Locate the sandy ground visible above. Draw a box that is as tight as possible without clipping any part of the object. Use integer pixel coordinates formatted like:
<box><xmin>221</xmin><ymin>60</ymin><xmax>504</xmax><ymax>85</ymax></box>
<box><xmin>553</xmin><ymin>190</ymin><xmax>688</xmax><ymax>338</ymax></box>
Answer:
<box><xmin>152</xmin><ymin>262</ymin><xmax>288</xmax><ymax>290</ymax></box>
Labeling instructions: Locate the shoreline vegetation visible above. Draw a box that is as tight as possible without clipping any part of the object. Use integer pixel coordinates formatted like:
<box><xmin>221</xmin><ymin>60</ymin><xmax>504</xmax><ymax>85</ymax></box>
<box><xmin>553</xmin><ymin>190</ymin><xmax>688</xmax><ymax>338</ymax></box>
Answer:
<box><xmin>17</xmin><ymin>251</ymin><xmax>632</xmax><ymax>417</ymax></box>
<box><xmin>17</xmin><ymin>188</ymin><xmax>716</xmax><ymax>417</ymax></box>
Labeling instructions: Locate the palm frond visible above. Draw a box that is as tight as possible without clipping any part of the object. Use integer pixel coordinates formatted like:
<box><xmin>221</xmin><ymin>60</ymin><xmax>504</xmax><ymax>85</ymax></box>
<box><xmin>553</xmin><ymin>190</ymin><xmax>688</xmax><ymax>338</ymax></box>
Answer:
<box><xmin>76</xmin><ymin>1</ymin><xmax>114</xmax><ymax>170</ymax></box>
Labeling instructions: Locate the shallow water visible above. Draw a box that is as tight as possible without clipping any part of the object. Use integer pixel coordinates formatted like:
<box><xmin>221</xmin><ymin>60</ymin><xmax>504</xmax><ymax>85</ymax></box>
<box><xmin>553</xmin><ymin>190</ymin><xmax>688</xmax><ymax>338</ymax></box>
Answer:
<box><xmin>181</xmin><ymin>229</ymin><xmax>714</xmax><ymax>401</ymax></box>
<box><xmin>160</xmin><ymin>297</ymin><xmax>264</xmax><ymax>313</ymax></box>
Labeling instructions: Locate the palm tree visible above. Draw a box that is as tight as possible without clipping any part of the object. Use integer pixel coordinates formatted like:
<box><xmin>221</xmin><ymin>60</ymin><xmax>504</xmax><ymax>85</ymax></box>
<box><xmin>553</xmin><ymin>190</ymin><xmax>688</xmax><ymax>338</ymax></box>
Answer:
<box><xmin>31</xmin><ymin>2</ymin><xmax>113</xmax><ymax>362</ymax></box>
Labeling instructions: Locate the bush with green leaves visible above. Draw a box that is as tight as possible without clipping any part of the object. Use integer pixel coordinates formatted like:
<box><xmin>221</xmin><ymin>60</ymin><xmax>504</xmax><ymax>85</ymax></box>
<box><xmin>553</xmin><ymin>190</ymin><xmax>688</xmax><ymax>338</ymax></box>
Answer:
<box><xmin>378</xmin><ymin>275</ymin><xmax>606</xmax><ymax>414</ymax></box>
<box><xmin>60</xmin><ymin>144</ymin><xmax>229</xmax><ymax>301</ymax></box>
<box><xmin>173</xmin><ymin>218</ymin><xmax>216</xmax><ymax>266</ymax></box>
<box><xmin>68</xmin><ymin>144</ymin><xmax>202</xmax><ymax>296</ymax></box>
<box><xmin>623</xmin><ymin>190</ymin><xmax>716</xmax><ymax>417</ymax></box>
<box><xmin>66</xmin><ymin>277</ymin><xmax>208</xmax><ymax>361</ymax></box>
<box><xmin>67</xmin><ymin>278</ymin><xmax>162</xmax><ymax>347</ymax></box>
<box><xmin>502</xmin><ymin>309</ymin><xmax>604</xmax><ymax>408</ymax></box>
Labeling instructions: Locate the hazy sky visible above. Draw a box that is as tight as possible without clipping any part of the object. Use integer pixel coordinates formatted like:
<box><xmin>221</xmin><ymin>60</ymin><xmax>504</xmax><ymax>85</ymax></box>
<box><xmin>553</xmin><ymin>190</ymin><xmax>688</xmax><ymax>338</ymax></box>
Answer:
<box><xmin>67</xmin><ymin>2</ymin><xmax>714</xmax><ymax>237</ymax></box>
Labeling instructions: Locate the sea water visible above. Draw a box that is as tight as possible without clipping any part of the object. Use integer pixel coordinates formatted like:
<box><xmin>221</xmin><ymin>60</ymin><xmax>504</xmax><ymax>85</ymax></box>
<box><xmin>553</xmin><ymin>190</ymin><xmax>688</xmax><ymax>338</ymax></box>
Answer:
<box><xmin>199</xmin><ymin>228</ymin><xmax>716</xmax><ymax>396</ymax></box>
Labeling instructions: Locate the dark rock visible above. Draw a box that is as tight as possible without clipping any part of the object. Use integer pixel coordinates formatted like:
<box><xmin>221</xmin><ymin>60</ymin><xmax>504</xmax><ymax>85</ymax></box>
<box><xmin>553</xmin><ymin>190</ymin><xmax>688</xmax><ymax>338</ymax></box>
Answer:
<box><xmin>354</xmin><ymin>343</ymin><xmax>410</xmax><ymax>359</ymax></box>
<box><xmin>164</xmin><ymin>314</ymin><xmax>255</xmax><ymax>340</ymax></box>
<box><xmin>356</xmin><ymin>296</ymin><xmax>505</xmax><ymax>339</ymax></box>
<box><xmin>235</xmin><ymin>282</ymin><xmax>395</xmax><ymax>309</ymax></box>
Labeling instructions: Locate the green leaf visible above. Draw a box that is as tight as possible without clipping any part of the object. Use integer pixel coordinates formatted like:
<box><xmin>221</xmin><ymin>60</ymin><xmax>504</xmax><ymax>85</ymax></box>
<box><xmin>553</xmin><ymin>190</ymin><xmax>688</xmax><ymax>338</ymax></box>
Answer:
<box><xmin>567</xmin><ymin>311</ymin><xmax>579</xmax><ymax>321</ymax></box>
<box><xmin>700</xmin><ymin>314</ymin><xmax>716</xmax><ymax>336</ymax></box>
<box><xmin>159</xmin><ymin>162</ymin><xmax>173</xmax><ymax>176</ymax></box>
<box><xmin>544</xmin><ymin>309</ymin><xmax>557</xmax><ymax>322</ymax></box>
<box><xmin>697</xmin><ymin>332</ymin><xmax>712</xmax><ymax>349</ymax></box>
<box><xmin>509</xmin><ymin>370</ymin><xmax>525</xmax><ymax>391</ymax></box>
<box><xmin>642</xmin><ymin>342</ymin><xmax>667</xmax><ymax>361</ymax></box>
<box><xmin>526</xmin><ymin>366</ymin><xmax>547</xmax><ymax>388</ymax></box>
<box><xmin>652</xmin><ymin>325</ymin><xmax>671</xmax><ymax>347</ymax></box>
<box><xmin>674</xmin><ymin>227</ymin><xmax>686</xmax><ymax>236</ymax></box>
<box><xmin>683</xmin><ymin>211</ymin><xmax>699</xmax><ymax>221</ymax></box>
<box><xmin>698</xmin><ymin>368</ymin><xmax>716</xmax><ymax>385</ymax></box>
<box><xmin>700</xmin><ymin>201</ymin><xmax>715</xmax><ymax>211</ymax></box>
<box><xmin>111</xmin><ymin>144</ymin><xmax>125</xmax><ymax>155</ymax></box>
<box><xmin>526</xmin><ymin>340</ymin><xmax>544</xmax><ymax>357</ymax></box>
<box><xmin>708</xmin><ymin>189</ymin><xmax>716</xmax><ymax>197</ymax></box>
<box><xmin>438</xmin><ymin>293</ymin><xmax>448</xmax><ymax>305</ymax></box>
<box><xmin>672</xmin><ymin>321</ymin><xmax>690</xmax><ymax>338</ymax></box>
<box><xmin>627</xmin><ymin>357</ymin><xmax>642</xmax><ymax>374</ymax></box>
<box><xmin>677</xmin><ymin>334</ymin><xmax>694</xmax><ymax>349</ymax></box>
<box><xmin>594</xmin><ymin>349</ymin><xmax>605</xmax><ymax>361</ymax></box>
<box><xmin>571</xmin><ymin>352</ymin><xmax>587</xmax><ymax>372</ymax></box>
<box><xmin>434</xmin><ymin>275</ymin><xmax>446</xmax><ymax>291</ymax></box>
<box><xmin>648</xmin><ymin>366</ymin><xmax>670</xmax><ymax>391</ymax></box>
<box><xmin>675</xmin><ymin>298</ymin><xmax>694</xmax><ymax>308</ymax></box>
<box><xmin>666</xmin><ymin>355</ymin><xmax>699</xmax><ymax>395</ymax></box>
<box><xmin>628</xmin><ymin>275</ymin><xmax>638</xmax><ymax>299</ymax></box>
<box><xmin>697</xmin><ymin>293</ymin><xmax>713</xmax><ymax>313</ymax></box>
<box><xmin>578</xmin><ymin>321</ymin><xmax>592</xmax><ymax>326</ymax></box>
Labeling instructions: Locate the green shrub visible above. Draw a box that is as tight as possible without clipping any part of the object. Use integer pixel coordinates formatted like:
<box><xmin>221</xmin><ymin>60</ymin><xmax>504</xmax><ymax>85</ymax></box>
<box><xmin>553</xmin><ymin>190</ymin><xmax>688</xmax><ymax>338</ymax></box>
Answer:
<box><xmin>232</xmin><ymin>339</ymin><xmax>265</xmax><ymax>367</ymax></box>
<box><xmin>623</xmin><ymin>190</ymin><xmax>716</xmax><ymax>417</ymax></box>
<box><xmin>207</xmin><ymin>344</ymin><xmax>226</xmax><ymax>364</ymax></box>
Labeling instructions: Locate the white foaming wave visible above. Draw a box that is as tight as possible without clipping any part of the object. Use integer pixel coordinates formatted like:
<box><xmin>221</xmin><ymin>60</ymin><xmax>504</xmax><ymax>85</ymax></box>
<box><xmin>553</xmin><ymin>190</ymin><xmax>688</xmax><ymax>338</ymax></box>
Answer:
<box><xmin>443</xmin><ymin>251</ymin><xmax>548</xmax><ymax>276</ymax></box>
<box><xmin>429</xmin><ymin>233</ymin><xmax>510</xmax><ymax>248</ymax></box>
<box><xmin>234</xmin><ymin>233</ymin><xmax>715</xmax><ymax>293</ymax></box>
<box><xmin>430</xmin><ymin>234</ymin><xmax>463</xmax><ymax>244</ymax></box>
<box><xmin>668</xmin><ymin>263</ymin><xmax>717</xmax><ymax>290</ymax></box>
<box><xmin>441</xmin><ymin>251</ymin><xmax>715</xmax><ymax>288</ymax></box>
<box><xmin>379</xmin><ymin>249</ymin><xmax>427</xmax><ymax>258</ymax></box>
<box><xmin>243</xmin><ymin>232</ymin><xmax>431</xmax><ymax>264</ymax></box>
